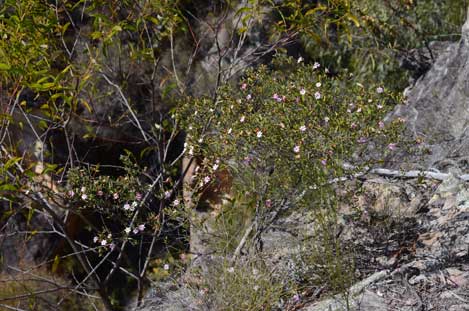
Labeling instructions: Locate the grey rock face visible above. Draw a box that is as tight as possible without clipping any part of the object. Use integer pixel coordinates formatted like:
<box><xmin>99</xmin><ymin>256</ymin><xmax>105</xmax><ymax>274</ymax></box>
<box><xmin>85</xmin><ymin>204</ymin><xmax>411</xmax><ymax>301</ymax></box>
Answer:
<box><xmin>388</xmin><ymin>17</ymin><xmax>469</xmax><ymax>171</ymax></box>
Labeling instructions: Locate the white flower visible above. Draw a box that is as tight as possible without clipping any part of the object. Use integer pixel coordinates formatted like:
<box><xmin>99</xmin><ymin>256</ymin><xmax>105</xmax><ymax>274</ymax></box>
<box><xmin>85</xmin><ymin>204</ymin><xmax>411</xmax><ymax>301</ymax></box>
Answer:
<box><xmin>228</xmin><ymin>128</ymin><xmax>232</xmax><ymax>134</ymax></box>
<box><xmin>314</xmin><ymin>92</ymin><xmax>321</xmax><ymax>99</ymax></box>
<box><xmin>198</xmin><ymin>138</ymin><xmax>203</xmax><ymax>143</ymax></box>
<box><xmin>293</xmin><ymin>145</ymin><xmax>300</xmax><ymax>153</ymax></box>
<box><xmin>356</xmin><ymin>107</ymin><xmax>362</xmax><ymax>113</ymax></box>
<box><xmin>204</xmin><ymin>176</ymin><xmax>211</xmax><ymax>184</ymax></box>
<box><xmin>107</xmin><ymin>233</ymin><xmax>112</xmax><ymax>239</ymax></box>
<box><xmin>313</xmin><ymin>62</ymin><xmax>320</xmax><ymax>69</ymax></box>
<box><xmin>254</xmin><ymin>285</ymin><xmax>260</xmax><ymax>292</ymax></box>
<box><xmin>163</xmin><ymin>264</ymin><xmax>170</xmax><ymax>271</ymax></box>
<box><xmin>138</xmin><ymin>224</ymin><xmax>145</xmax><ymax>231</ymax></box>
<box><xmin>188</xmin><ymin>147</ymin><xmax>194</xmax><ymax>156</ymax></box>
<box><xmin>113</xmin><ymin>193</ymin><xmax>119</xmax><ymax>200</ymax></box>
<box><xmin>173</xmin><ymin>199</ymin><xmax>180</xmax><ymax>206</ymax></box>
<box><xmin>101</xmin><ymin>240</ymin><xmax>107</xmax><ymax>246</ymax></box>
<box><xmin>376</xmin><ymin>87</ymin><xmax>384</xmax><ymax>94</ymax></box>
<box><xmin>93</xmin><ymin>236</ymin><xmax>99</xmax><ymax>243</ymax></box>
<box><xmin>81</xmin><ymin>194</ymin><xmax>88</xmax><ymax>200</ymax></box>
<box><xmin>227</xmin><ymin>267</ymin><xmax>235</xmax><ymax>273</ymax></box>
<box><xmin>316</xmin><ymin>82</ymin><xmax>321</xmax><ymax>88</ymax></box>
<box><xmin>124</xmin><ymin>227</ymin><xmax>131</xmax><ymax>234</ymax></box>
<box><xmin>240</xmin><ymin>116</ymin><xmax>245</xmax><ymax>123</ymax></box>
<box><xmin>131</xmin><ymin>201</ymin><xmax>138</xmax><ymax>210</ymax></box>
<box><xmin>209</xmin><ymin>108</ymin><xmax>214</xmax><ymax>112</ymax></box>
<box><xmin>246</xmin><ymin>94</ymin><xmax>252</xmax><ymax>100</ymax></box>
<box><xmin>377</xmin><ymin>104</ymin><xmax>383</xmax><ymax>109</ymax></box>
<box><xmin>324</xmin><ymin>117</ymin><xmax>330</xmax><ymax>123</ymax></box>
<box><xmin>299</xmin><ymin>88</ymin><xmax>306</xmax><ymax>96</ymax></box>
<box><xmin>133</xmin><ymin>228</ymin><xmax>139</xmax><ymax>234</ymax></box>
<box><xmin>164</xmin><ymin>190</ymin><xmax>171</xmax><ymax>199</ymax></box>
<box><xmin>297</xmin><ymin>56</ymin><xmax>304</xmax><ymax>63</ymax></box>
<box><xmin>299</xmin><ymin>125</ymin><xmax>307</xmax><ymax>132</ymax></box>
<box><xmin>123</xmin><ymin>203</ymin><xmax>131</xmax><ymax>210</ymax></box>
<box><xmin>80</xmin><ymin>186</ymin><xmax>86</xmax><ymax>193</ymax></box>
<box><xmin>256</xmin><ymin>130</ymin><xmax>263</xmax><ymax>138</ymax></box>
<box><xmin>213</xmin><ymin>164</ymin><xmax>219</xmax><ymax>171</ymax></box>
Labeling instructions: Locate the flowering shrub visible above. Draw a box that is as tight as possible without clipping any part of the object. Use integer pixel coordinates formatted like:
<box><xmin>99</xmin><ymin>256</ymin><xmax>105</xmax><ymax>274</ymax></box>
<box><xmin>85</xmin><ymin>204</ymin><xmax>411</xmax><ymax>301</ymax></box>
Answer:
<box><xmin>179</xmin><ymin>55</ymin><xmax>402</xmax><ymax>211</ymax></box>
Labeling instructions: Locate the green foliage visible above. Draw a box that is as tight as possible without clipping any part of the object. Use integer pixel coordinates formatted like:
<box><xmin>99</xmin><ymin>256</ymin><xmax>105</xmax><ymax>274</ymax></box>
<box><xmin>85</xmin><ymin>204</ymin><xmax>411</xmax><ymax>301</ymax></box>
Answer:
<box><xmin>180</xmin><ymin>54</ymin><xmax>402</xmax><ymax>210</ymax></box>
<box><xmin>200</xmin><ymin>260</ymin><xmax>287</xmax><ymax>311</ymax></box>
<box><xmin>298</xmin><ymin>0</ymin><xmax>468</xmax><ymax>89</ymax></box>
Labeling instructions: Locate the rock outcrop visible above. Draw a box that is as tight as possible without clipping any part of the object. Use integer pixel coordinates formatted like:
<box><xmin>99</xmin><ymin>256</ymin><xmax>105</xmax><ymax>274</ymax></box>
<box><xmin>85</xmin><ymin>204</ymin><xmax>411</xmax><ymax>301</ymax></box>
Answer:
<box><xmin>388</xmin><ymin>12</ymin><xmax>469</xmax><ymax>172</ymax></box>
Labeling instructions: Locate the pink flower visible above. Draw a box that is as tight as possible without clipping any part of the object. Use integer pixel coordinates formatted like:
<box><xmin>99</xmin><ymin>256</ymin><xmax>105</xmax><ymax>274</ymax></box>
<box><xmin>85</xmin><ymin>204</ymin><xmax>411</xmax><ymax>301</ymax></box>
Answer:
<box><xmin>135</xmin><ymin>192</ymin><xmax>142</xmax><ymax>201</ymax></box>
<box><xmin>388</xmin><ymin>143</ymin><xmax>397</xmax><ymax>151</ymax></box>
<box><xmin>376</xmin><ymin>87</ymin><xmax>384</xmax><ymax>94</ymax></box>
<box><xmin>173</xmin><ymin>199</ymin><xmax>180</xmax><ymax>206</ymax></box>
<box><xmin>113</xmin><ymin>193</ymin><xmax>119</xmax><ymax>200</ymax></box>
<box><xmin>377</xmin><ymin>104</ymin><xmax>383</xmax><ymax>109</ymax></box>
<box><xmin>67</xmin><ymin>190</ymin><xmax>75</xmax><ymax>197</ymax></box>
<box><xmin>204</xmin><ymin>176</ymin><xmax>211</xmax><ymax>184</ymax></box>
<box><xmin>357</xmin><ymin>137</ymin><xmax>368</xmax><ymax>144</ymax></box>
<box><xmin>81</xmin><ymin>193</ymin><xmax>88</xmax><ymax>200</ymax></box>
<box><xmin>378</xmin><ymin>121</ymin><xmax>385</xmax><ymax>129</ymax></box>
<box><xmin>246</xmin><ymin>94</ymin><xmax>252</xmax><ymax>100</ymax></box>
<box><xmin>321</xmin><ymin>159</ymin><xmax>327</xmax><ymax>166</ymax></box>
<box><xmin>97</xmin><ymin>190</ymin><xmax>104</xmax><ymax>196</ymax></box>
<box><xmin>101</xmin><ymin>240</ymin><xmax>107</xmax><ymax>246</ymax></box>
<box><xmin>293</xmin><ymin>145</ymin><xmax>300</xmax><ymax>153</ymax></box>
<box><xmin>272</xmin><ymin>94</ymin><xmax>282</xmax><ymax>102</ymax></box>
<box><xmin>109</xmin><ymin>243</ymin><xmax>116</xmax><ymax>251</ymax></box>
<box><xmin>314</xmin><ymin>92</ymin><xmax>321</xmax><ymax>99</ymax></box>
<box><xmin>138</xmin><ymin>224</ymin><xmax>145</xmax><ymax>231</ymax></box>
<box><xmin>299</xmin><ymin>125</ymin><xmax>307</xmax><ymax>132</ymax></box>
<box><xmin>164</xmin><ymin>191</ymin><xmax>171</xmax><ymax>199</ymax></box>
<box><xmin>123</xmin><ymin>203</ymin><xmax>130</xmax><ymax>211</ymax></box>
<box><xmin>133</xmin><ymin>228</ymin><xmax>139</xmax><ymax>234</ymax></box>
<box><xmin>350</xmin><ymin>123</ymin><xmax>357</xmax><ymax>129</ymax></box>
<box><xmin>300</xmin><ymin>88</ymin><xmax>306</xmax><ymax>96</ymax></box>
<box><xmin>241</xmin><ymin>83</ymin><xmax>247</xmax><ymax>90</ymax></box>
<box><xmin>265</xmin><ymin>199</ymin><xmax>272</xmax><ymax>208</ymax></box>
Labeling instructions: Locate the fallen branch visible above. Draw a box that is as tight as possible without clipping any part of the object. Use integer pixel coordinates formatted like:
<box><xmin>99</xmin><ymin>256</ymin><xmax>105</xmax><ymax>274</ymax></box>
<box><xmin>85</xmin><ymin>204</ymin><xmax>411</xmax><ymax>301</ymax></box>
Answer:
<box><xmin>304</xmin><ymin>270</ymin><xmax>389</xmax><ymax>311</ymax></box>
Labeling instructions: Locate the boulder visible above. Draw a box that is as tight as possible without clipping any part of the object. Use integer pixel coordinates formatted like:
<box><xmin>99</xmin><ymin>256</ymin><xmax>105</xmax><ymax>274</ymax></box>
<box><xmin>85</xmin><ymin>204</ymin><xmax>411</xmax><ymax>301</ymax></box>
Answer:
<box><xmin>387</xmin><ymin>11</ymin><xmax>469</xmax><ymax>171</ymax></box>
